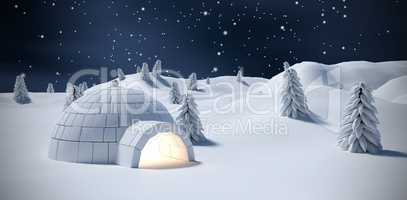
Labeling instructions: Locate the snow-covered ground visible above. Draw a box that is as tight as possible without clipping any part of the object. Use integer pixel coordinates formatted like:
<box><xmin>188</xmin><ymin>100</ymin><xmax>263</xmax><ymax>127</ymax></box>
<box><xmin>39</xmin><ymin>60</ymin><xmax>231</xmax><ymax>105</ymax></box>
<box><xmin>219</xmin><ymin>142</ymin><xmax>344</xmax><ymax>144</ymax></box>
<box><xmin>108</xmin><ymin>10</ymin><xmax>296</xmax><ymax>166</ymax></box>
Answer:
<box><xmin>1</xmin><ymin>61</ymin><xmax>407</xmax><ymax>200</ymax></box>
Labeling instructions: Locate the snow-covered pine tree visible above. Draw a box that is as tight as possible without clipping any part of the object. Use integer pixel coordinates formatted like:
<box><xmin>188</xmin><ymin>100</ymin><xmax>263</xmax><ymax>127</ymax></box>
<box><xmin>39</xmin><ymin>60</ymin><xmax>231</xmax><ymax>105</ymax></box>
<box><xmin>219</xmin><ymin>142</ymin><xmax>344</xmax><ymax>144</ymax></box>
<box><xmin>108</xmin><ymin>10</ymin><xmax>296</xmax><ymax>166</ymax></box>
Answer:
<box><xmin>140</xmin><ymin>62</ymin><xmax>151</xmax><ymax>82</ymax></box>
<box><xmin>337</xmin><ymin>82</ymin><xmax>382</xmax><ymax>154</ymax></box>
<box><xmin>236</xmin><ymin>67</ymin><xmax>244</xmax><ymax>82</ymax></box>
<box><xmin>13</xmin><ymin>73</ymin><xmax>31</xmax><ymax>104</ymax></box>
<box><xmin>152</xmin><ymin>60</ymin><xmax>162</xmax><ymax>77</ymax></box>
<box><xmin>78</xmin><ymin>81</ymin><xmax>88</xmax><ymax>96</ymax></box>
<box><xmin>152</xmin><ymin>61</ymin><xmax>160</xmax><ymax>78</ymax></box>
<box><xmin>117</xmin><ymin>68</ymin><xmax>125</xmax><ymax>80</ymax></box>
<box><xmin>279</xmin><ymin>63</ymin><xmax>308</xmax><ymax>118</ymax></box>
<box><xmin>74</xmin><ymin>84</ymin><xmax>82</xmax><ymax>100</ymax></box>
<box><xmin>169</xmin><ymin>82</ymin><xmax>182</xmax><ymax>104</ymax></box>
<box><xmin>156</xmin><ymin>60</ymin><xmax>162</xmax><ymax>74</ymax></box>
<box><xmin>176</xmin><ymin>93</ymin><xmax>207</xmax><ymax>144</ymax></box>
<box><xmin>283</xmin><ymin>61</ymin><xmax>290</xmax><ymax>71</ymax></box>
<box><xmin>188</xmin><ymin>73</ymin><xmax>198</xmax><ymax>90</ymax></box>
<box><xmin>206</xmin><ymin>77</ymin><xmax>210</xmax><ymax>85</ymax></box>
<box><xmin>76</xmin><ymin>83</ymin><xmax>83</xmax><ymax>97</ymax></box>
<box><xmin>47</xmin><ymin>83</ymin><xmax>55</xmax><ymax>93</ymax></box>
<box><xmin>81</xmin><ymin>81</ymin><xmax>88</xmax><ymax>91</ymax></box>
<box><xmin>64</xmin><ymin>82</ymin><xmax>75</xmax><ymax>108</ymax></box>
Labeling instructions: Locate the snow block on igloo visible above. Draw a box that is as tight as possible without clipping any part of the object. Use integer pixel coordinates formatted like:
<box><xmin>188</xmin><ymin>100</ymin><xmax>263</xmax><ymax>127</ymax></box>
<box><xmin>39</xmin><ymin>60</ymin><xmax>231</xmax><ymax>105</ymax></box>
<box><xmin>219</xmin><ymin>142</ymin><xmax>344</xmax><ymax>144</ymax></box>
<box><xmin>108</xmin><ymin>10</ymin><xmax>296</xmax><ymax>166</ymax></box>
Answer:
<box><xmin>108</xmin><ymin>143</ymin><xmax>118</xmax><ymax>163</ymax></box>
<box><xmin>116</xmin><ymin>145</ymin><xmax>141</xmax><ymax>168</ymax></box>
<box><xmin>77</xmin><ymin>142</ymin><xmax>93</xmax><ymax>163</ymax></box>
<box><xmin>48</xmin><ymin>138</ymin><xmax>59</xmax><ymax>160</ymax></box>
<box><xmin>56</xmin><ymin>140</ymin><xmax>79</xmax><ymax>162</ymax></box>
<box><xmin>92</xmin><ymin>143</ymin><xmax>109</xmax><ymax>164</ymax></box>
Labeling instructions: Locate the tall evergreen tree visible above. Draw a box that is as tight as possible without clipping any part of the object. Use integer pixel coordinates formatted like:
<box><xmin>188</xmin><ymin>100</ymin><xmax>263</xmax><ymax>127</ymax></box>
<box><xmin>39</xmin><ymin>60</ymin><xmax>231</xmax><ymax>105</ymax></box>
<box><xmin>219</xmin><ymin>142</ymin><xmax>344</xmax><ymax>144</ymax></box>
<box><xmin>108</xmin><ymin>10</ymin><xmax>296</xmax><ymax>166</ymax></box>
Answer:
<box><xmin>236</xmin><ymin>67</ymin><xmax>244</xmax><ymax>82</ymax></box>
<box><xmin>338</xmin><ymin>82</ymin><xmax>382</xmax><ymax>154</ymax></box>
<box><xmin>78</xmin><ymin>81</ymin><xmax>88</xmax><ymax>96</ymax></box>
<box><xmin>283</xmin><ymin>61</ymin><xmax>290</xmax><ymax>71</ymax></box>
<box><xmin>64</xmin><ymin>82</ymin><xmax>76</xmax><ymax>108</ymax></box>
<box><xmin>279</xmin><ymin>63</ymin><xmax>308</xmax><ymax>118</ymax></box>
<box><xmin>188</xmin><ymin>73</ymin><xmax>198</xmax><ymax>91</ymax></box>
<box><xmin>140</xmin><ymin>62</ymin><xmax>151</xmax><ymax>82</ymax></box>
<box><xmin>169</xmin><ymin>82</ymin><xmax>182</xmax><ymax>104</ymax></box>
<box><xmin>73</xmin><ymin>84</ymin><xmax>82</xmax><ymax>99</ymax></box>
<box><xmin>47</xmin><ymin>83</ymin><xmax>55</xmax><ymax>93</ymax></box>
<box><xmin>152</xmin><ymin>60</ymin><xmax>162</xmax><ymax>77</ymax></box>
<box><xmin>117</xmin><ymin>68</ymin><xmax>125</xmax><ymax>80</ymax></box>
<box><xmin>81</xmin><ymin>81</ymin><xmax>88</xmax><ymax>91</ymax></box>
<box><xmin>176</xmin><ymin>93</ymin><xmax>207</xmax><ymax>144</ymax></box>
<box><xmin>13</xmin><ymin>73</ymin><xmax>31</xmax><ymax>104</ymax></box>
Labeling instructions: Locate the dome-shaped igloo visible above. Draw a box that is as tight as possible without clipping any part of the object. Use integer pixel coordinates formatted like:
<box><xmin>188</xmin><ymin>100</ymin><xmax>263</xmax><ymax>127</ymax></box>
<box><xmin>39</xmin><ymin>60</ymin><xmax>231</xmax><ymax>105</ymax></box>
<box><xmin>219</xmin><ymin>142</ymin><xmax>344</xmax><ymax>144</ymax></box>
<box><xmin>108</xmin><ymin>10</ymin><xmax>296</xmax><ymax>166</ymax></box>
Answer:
<box><xmin>48</xmin><ymin>82</ymin><xmax>177</xmax><ymax>165</ymax></box>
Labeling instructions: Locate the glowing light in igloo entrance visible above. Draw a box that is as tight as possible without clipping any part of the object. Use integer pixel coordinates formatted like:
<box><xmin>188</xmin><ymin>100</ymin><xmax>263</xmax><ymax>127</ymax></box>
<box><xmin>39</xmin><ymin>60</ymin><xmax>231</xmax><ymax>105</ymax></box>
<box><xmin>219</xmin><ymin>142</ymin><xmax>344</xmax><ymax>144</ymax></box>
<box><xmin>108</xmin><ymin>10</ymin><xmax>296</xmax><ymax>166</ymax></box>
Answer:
<box><xmin>138</xmin><ymin>132</ymin><xmax>189</xmax><ymax>169</ymax></box>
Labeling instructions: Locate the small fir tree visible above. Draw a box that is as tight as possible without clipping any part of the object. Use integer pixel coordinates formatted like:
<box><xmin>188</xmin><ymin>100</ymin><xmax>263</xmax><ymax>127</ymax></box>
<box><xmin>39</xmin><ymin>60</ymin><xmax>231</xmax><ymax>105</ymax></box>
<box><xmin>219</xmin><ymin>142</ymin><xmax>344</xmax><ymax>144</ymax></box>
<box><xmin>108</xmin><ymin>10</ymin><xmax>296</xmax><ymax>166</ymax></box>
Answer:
<box><xmin>236</xmin><ymin>67</ymin><xmax>244</xmax><ymax>82</ymax></box>
<box><xmin>117</xmin><ymin>68</ymin><xmax>125</xmax><ymax>80</ymax></box>
<box><xmin>176</xmin><ymin>93</ymin><xmax>207</xmax><ymax>144</ymax></box>
<box><xmin>279</xmin><ymin>62</ymin><xmax>308</xmax><ymax>118</ymax></box>
<box><xmin>140</xmin><ymin>62</ymin><xmax>151</xmax><ymax>82</ymax></box>
<box><xmin>188</xmin><ymin>73</ymin><xmax>198</xmax><ymax>90</ymax></box>
<box><xmin>64</xmin><ymin>82</ymin><xmax>76</xmax><ymax>108</ymax></box>
<box><xmin>152</xmin><ymin>60</ymin><xmax>162</xmax><ymax>77</ymax></box>
<box><xmin>73</xmin><ymin>84</ymin><xmax>82</xmax><ymax>99</ymax></box>
<box><xmin>78</xmin><ymin>81</ymin><xmax>88</xmax><ymax>96</ymax></box>
<box><xmin>337</xmin><ymin>82</ymin><xmax>382</xmax><ymax>154</ymax></box>
<box><xmin>47</xmin><ymin>83</ymin><xmax>55</xmax><ymax>93</ymax></box>
<box><xmin>81</xmin><ymin>81</ymin><xmax>88</xmax><ymax>91</ymax></box>
<box><xmin>13</xmin><ymin>73</ymin><xmax>31</xmax><ymax>104</ymax></box>
<box><xmin>169</xmin><ymin>82</ymin><xmax>182</xmax><ymax>104</ymax></box>
<box><xmin>283</xmin><ymin>61</ymin><xmax>290</xmax><ymax>71</ymax></box>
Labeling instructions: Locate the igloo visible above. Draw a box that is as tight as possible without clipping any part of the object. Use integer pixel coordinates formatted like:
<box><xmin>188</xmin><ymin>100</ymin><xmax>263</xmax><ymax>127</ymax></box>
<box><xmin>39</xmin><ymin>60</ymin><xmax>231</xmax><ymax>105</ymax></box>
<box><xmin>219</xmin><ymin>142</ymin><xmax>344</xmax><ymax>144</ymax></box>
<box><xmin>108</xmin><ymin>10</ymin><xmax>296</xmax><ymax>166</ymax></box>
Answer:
<box><xmin>117</xmin><ymin>121</ymin><xmax>194</xmax><ymax>169</ymax></box>
<box><xmin>48</xmin><ymin>82</ymin><xmax>195</xmax><ymax>168</ymax></box>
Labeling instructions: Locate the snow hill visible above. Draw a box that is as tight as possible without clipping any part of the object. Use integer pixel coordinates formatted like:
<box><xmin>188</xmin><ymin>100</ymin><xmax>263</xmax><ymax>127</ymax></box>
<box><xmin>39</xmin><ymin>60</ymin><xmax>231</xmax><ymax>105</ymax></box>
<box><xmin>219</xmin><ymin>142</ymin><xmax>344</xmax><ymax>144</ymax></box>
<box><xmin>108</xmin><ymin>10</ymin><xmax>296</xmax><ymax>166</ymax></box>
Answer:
<box><xmin>374</xmin><ymin>75</ymin><xmax>407</xmax><ymax>104</ymax></box>
<box><xmin>255</xmin><ymin>61</ymin><xmax>407</xmax><ymax>92</ymax></box>
<box><xmin>0</xmin><ymin>61</ymin><xmax>407</xmax><ymax>200</ymax></box>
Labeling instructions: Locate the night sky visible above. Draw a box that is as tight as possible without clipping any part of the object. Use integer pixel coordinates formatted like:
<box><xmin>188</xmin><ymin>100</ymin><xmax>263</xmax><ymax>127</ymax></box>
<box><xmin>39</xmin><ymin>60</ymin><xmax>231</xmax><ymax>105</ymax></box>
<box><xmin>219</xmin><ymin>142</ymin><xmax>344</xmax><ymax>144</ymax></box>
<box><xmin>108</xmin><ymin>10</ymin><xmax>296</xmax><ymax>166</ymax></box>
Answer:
<box><xmin>1</xmin><ymin>0</ymin><xmax>406</xmax><ymax>92</ymax></box>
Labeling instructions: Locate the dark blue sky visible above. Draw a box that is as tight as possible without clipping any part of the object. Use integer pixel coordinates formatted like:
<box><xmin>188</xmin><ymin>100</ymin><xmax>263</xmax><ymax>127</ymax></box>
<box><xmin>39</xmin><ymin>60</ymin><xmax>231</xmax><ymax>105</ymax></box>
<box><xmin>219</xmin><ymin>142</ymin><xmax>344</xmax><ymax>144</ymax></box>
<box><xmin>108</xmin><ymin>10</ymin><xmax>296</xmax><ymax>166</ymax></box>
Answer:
<box><xmin>1</xmin><ymin>0</ymin><xmax>406</xmax><ymax>92</ymax></box>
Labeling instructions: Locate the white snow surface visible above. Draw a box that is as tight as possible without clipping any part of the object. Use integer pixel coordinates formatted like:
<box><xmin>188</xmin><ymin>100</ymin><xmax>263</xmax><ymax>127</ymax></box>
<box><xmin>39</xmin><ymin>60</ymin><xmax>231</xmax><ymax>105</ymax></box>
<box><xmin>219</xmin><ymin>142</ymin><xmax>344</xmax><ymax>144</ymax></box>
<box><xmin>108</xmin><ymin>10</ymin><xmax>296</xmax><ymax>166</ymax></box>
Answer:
<box><xmin>1</xmin><ymin>61</ymin><xmax>407</xmax><ymax>200</ymax></box>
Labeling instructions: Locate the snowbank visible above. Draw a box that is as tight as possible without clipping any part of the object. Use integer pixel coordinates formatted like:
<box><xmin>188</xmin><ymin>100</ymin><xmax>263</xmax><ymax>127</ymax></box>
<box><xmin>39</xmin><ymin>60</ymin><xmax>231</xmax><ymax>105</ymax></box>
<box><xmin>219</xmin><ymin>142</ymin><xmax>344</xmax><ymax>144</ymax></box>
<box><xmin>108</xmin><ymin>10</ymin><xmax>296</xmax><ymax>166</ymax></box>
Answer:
<box><xmin>374</xmin><ymin>75</ymin><xmax>407</xmax><ymax>104</ymax></box>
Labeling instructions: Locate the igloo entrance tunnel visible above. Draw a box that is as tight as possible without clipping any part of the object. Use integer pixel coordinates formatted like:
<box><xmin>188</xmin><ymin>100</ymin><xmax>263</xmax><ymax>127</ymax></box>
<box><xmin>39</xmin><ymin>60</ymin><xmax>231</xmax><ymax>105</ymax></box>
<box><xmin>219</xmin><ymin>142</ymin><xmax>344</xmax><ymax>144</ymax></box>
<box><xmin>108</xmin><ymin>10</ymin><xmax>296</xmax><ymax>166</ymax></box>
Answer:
<box><xmin>48</xmin><ymin>83</ymin><xmax>195</xmax><ymax>169</ymax></box>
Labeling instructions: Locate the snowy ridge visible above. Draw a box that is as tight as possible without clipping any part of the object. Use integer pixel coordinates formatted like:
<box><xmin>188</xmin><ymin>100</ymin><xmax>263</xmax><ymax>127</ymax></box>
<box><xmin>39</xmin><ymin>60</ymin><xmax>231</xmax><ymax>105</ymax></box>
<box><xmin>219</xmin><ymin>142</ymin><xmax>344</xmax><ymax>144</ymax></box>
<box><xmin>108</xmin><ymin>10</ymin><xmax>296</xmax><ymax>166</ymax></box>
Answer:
<box><xmin>374</xmin><ymin>75</ymin><xmax>407</xmax><ymax>104</ymax></box>
<box><xmin>256</xmin><ymin>61</ymin><xmax>407</xmax><ymax>93</ymax></box>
